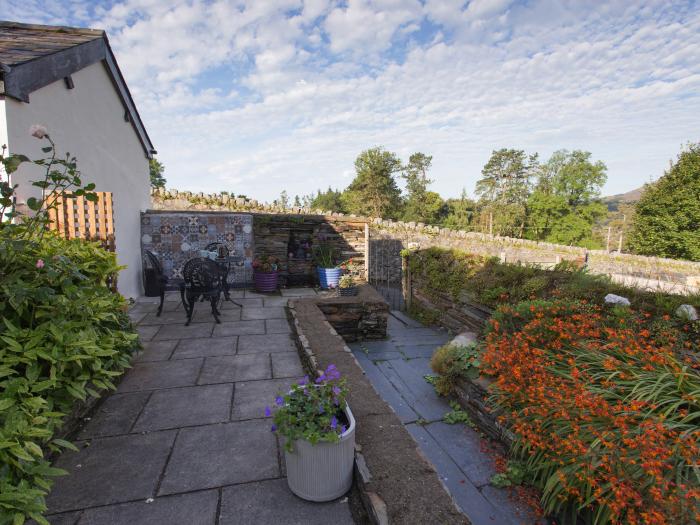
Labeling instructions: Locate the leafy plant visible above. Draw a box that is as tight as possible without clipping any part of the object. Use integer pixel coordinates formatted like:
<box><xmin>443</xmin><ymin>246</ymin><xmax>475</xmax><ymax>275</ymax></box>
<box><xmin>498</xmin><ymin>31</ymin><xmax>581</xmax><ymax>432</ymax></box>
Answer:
<box><xmin>312</xmin><ymin>240</ymin><xmax>339</xmax><ymax>268</ymax></box>
<box><xmin>430</xmin><ymin>343</ymin><xmax>480</xmax><ymax>396</ymax></box>
<box><xmin>266</xmin><ymin>364</ymin><xmax>349</xmax><ymax>451</ymax></box>
<box><xmin>338</xmin><ymin>275</ymin><xmax>354</xmax><ymax>289</ymax></box>
<box><xmin>443</xmin><ymin>401</ymin><xmax>473</xmax><ymax>426</ymax></box>
<box><xmin>490</xmin><ymin>461</ymin><xmax>529</xmax><ymax>488</ymax></box>
<box><xmin>482</xmin><ymin>299</ymin><xmax>700</xmax><ymax>525</ymax></box>
<box><xmin>252</xmin><ymin>255</ymin><xmax>279</xmax><ymax>273</ymax></box>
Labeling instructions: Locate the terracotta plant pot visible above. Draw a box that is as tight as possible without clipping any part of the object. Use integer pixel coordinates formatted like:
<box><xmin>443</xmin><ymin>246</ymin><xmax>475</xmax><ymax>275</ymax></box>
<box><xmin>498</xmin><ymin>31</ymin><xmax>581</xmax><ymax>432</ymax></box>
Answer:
<box><xmin>253</xmin><ymin>271</ymin><xmax>278</xmax><ymax>292</ymax></box>
<box><xmin>317</xmin><ymin>267</ymin><xmax>342</xmax><ymax>289</ymax></box>
<box><xmin>284</xmin><ymin>405</ymin><xmax>356</xmax><ymax>502</ymax></box>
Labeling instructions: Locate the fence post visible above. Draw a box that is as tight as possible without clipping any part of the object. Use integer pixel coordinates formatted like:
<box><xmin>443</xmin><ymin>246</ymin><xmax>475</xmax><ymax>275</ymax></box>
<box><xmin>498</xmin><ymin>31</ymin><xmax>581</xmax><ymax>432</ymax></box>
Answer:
<box><xmin>401</xmin><ymin>251</ymin><xmax>411</xmax><ymax>312</ymax></box>
<box><xmin>364</xmin><ymin>222</ymin><xmax>370</xmax><ymax>282</ymax></box>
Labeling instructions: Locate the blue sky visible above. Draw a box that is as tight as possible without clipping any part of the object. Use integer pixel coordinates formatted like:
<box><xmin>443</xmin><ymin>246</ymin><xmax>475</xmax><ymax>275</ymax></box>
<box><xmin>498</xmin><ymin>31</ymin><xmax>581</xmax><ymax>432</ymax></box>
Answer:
<box><xmin>2</xmin><ymin>0</ymin><xmax>699</xmax><ymax>202</ymax></box>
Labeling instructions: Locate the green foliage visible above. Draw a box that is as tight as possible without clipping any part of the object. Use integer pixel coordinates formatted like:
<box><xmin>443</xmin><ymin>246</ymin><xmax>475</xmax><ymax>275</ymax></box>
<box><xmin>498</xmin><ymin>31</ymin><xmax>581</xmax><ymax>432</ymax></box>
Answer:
<box><xmin>149</xmin><ymin>158</ymin><xmax>166</xmax><ymax>189</ymax></box>
<box><xmin>309</xmin><ymin>187</ymin><xmax>347</xmax><ymax>213</ymax></box>
<box><xmin>443</xmin><ymin>401</ymin><xmax>474</xmax><ymax>426</ymax></box>
<box><xmin>441</xmin><ymin>190</ymin><xmax>476</xmax><ymax>231</ymax></box>
<box><xmin>526</xmin><ymin>150</ymin><xmax>607</xmax><ymax>247</ymax></box>
<box><xmin>401</xmin><ymin>153</ymin><xmax>446</xmax><ymax>224</ymax></box>
<box><xmin>0</xmin><ymin>228</ymin><xmax>137</xmax><ymax>523</ymax></box>
<box><xmin>312</xmin><ymin>241</ymin><xmax>339</xmax><ymax>268</ymax></box>
<box><xmin>343</xmin><ymin>147</ymin><xmax>402</xmax><ymax>218</ymax></box>
<box><xmin>490</xmin><ymin>461</ymin><xmax>529</xmax><ymax>488</ymax></box>
<box><xmin>628</xmin><ymin>142</ymin><xmax>700</xmax><ymax>260</ymax></box>
<box><xmin>408</xmin><ymin>247</ymin><xmax>484</xmax><ymax>301</ymax></box>
<box><xmin>430</xmin><ymin>343</ymin><xmax>480</xmax><ymax>396</ymax></box>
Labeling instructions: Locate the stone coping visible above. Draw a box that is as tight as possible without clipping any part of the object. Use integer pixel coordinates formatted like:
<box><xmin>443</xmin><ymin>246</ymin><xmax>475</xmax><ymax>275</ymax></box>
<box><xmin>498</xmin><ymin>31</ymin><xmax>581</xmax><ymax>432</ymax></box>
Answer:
<box><xmin>289</xmin><ymin>298</ymin><xmax>469</xmax><ymax>525</ymax></box>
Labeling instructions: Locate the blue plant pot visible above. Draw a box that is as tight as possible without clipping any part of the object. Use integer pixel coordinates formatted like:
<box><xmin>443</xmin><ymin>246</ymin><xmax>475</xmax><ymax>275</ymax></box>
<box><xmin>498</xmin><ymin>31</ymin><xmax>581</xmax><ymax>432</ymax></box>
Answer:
<box><xmin>317</xmin><ymin>267</ymin><xmax>342</xmax><ymax>289</ymax></box>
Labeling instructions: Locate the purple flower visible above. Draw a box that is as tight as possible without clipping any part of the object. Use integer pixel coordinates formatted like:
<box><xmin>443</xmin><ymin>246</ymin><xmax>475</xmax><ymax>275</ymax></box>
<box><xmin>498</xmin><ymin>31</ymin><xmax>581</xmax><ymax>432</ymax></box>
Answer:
<box><xmin>275</xmin><ymin>396</ymin><xmax>284</xmax><ymax>406</ymax></box>
<box><xmin>330</xmin><ymin>416</ymin><xmax>338</xmax><ymax>430</ymax></box>
<box><xmin>298</xmin><ymin>375</ymin><xmax>309</xmax><ymax>386</ymax></box>
<box><xmin>332</xmin><ymin>386</ymin><xmax>341</xmax><ymax>396</ymax></box>
<box><xmin>264</xmin><ymin>406</ymin><xmax>271</xmax><ymax>418</ymax></box>
<box><xmin>341</xmin><ymin>425</ymin><xmax>347</xmax><ymax>434</ymax></box>
<box><xmin>315</xmin><ymin>374</ymin><xmax>326</xmax><ymax>384</ymax></box>
<box><xmin>333</xmin><ymin>397</ymin><xmax>339</xmax><ymax>406</ymax></box>
<box><xmin>318</xmin><ymin>404</ymin><xmax>325</xmax><ymax>414</ymax></box>
<box><xmin>270</xmin><ymin>424</ymin><xmax>277</xmax><ymax>432</ymax></box>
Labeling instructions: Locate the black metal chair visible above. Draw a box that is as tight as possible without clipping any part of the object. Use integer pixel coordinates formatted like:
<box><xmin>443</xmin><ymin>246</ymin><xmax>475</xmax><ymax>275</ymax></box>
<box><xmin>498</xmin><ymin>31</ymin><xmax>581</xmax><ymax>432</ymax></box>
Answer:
<box><xmin>180</xmin><ymin>257</ymin><xmax>224</xmax><ymax>326</ymax></box>
<box><xmin>142</xmin><ymin>250</ymin><xmax>168</xmax><ymax>316</ymax></box>
<box><xmin>204</xmin><ymin>242</ymin><xmax>237</xmax><ymax>302</ymax></box>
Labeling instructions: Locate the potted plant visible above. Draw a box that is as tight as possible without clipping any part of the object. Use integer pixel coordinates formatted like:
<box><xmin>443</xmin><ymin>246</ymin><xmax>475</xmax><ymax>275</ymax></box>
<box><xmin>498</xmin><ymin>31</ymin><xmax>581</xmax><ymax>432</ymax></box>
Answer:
<box><xmin>265</xmin><ymin>364</ymin><xmax>355</xmax><ymax>502</ymax></box>
<box><xmin>338</xmin><ymin>274</ymin><xmax>358</xmax><ymax>296</ymax></box>
<box><xmin>252</xmin><ymin>255</ymin><xmax>279</xmax><ymax>292</ymax></box>
<box><xmin>312</xmin><ymin>240</ymin><xmax>342</xmax><ymax>289</ymax></box>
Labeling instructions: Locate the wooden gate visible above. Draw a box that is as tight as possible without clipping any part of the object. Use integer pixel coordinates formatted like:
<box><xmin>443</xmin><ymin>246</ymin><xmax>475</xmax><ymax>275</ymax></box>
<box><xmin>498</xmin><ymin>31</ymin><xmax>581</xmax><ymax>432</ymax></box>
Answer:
<box><xmin>47</xmin><ymin>192</ymin><xmax>116</xmax><ymax>252</ymax></box>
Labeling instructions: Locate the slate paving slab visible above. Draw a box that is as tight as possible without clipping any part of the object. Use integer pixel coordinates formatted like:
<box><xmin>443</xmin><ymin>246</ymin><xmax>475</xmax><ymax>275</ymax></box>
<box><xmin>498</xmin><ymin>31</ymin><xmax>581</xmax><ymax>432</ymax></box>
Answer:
<box><xmin>134</xmin><ymin>340</ymin><xmax>178</xmax><ymax>362</ymax></box>
<box><xmin>265</xmin><ymin>317</ymin><xmax>292</xmax><ymax>334</ymax></box>
<box><xmin>170</xmin><ymin>336</ymin><xmax>237</xmax><ymax>359</ymax></box>
<box><xmin>241</xmin><ymin>306</ymin><xmax>287</xmax><ymax>320</ymax></box>
<box><xmin>40</xmin><ymin>511</ymin><xmax>81</xmax><ymax>525</ymax></box>
<box><xmin>135</xmin><ymin>324</ymin><xmax>159</xmax><ymax>342</ymax></box>
<box><xmin>198</xmin><ymin>354</ymin><xmax>271</xmax><ymax>384</ymax></box>
<box><xmin>159</xmin><ymin>420</ymin><xmax>279</xmax><ymax>494</ymax></box>
<box><xmin>117</xmin><ymin>359</ymin><xmax>203</xmax><ymax>392</ymax></box>
<box><xmin>237</xmin><ymin>333</ymin><xmax>296</xmax><ymax>354</ymax></box>
<box><xmin>280</xmin><ymin>288</ymin><xmax>317</xmax><ymax>297</ymax></box>
<box><xmin>231</xmin><ymin>378</ymin><xmax>300</xmax><ymax>420</ymax></box>
<box><xmin>78</xmin><ymin>392</ymin><xmax>150</xmax><ymax>439</ymax></box>
<box><xmin>271</xmin><ymin>352</ymin><xmax>305</xmax><ymax>378</ymax></box>
<box><xmin>263</xmin><ymin>296</ymin><xmax>290</xmax><ymax>307</ymax></box>
<box><xmin>152</xmin><ymin>322</ymin><xmax>214</xmax><ymax>340</ymax></box>
<box><xmin>377</xmin><ymin>360</ymin><xmax>449</xmax><ymax>422</ymax></box>
<box><xmin>132</xmin><ymin>384</ymin><xmax>233</xmax><ymax>431</ymax></box>
<box><xmin>78</xmin><ymin>490</ymin><xmax>219</xmax><ymax>525</ymax></box>
<box><xmin>219</xmin><ymin>478</ymin><xmax>354</xmax><ymax>525</ymax></box>
<box><xmin>47</xmin><ymin>431</ymin><xmax>177</xmax><ymax>513</ymax></box>
<box><xmin>211</xmin><ymin>319</ymin><xmax>265</xmax><ymax>337</ymax></box>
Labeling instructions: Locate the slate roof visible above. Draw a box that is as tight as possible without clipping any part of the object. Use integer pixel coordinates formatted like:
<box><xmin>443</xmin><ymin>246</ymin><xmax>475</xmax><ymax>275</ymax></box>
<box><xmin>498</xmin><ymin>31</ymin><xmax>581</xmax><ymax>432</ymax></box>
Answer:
<box><xmin>0</xmin><ymin>21</ymin><xmax>155</xmax><ymax>157</ymax></box>
<box><xmin>0</xmin><ymin>22</ymin><xmax>103</xmax><ymax>67</ymax></box>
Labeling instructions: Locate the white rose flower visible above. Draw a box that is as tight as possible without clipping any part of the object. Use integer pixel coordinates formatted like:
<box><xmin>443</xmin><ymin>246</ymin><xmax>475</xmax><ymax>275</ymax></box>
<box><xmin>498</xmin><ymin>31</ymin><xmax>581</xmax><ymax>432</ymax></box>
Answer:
<box><xmin>29</xmin><ymin>124</ymin><xmax>48</xmax><ymax>139</ymax></box>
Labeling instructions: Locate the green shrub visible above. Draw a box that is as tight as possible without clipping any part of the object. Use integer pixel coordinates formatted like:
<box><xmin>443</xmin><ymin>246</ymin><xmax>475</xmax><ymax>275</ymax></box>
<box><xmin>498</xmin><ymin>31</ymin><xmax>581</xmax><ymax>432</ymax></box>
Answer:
<box><xmin>430</xmin><ymin>343</ymin><xmax>480</xmax><ymax>396</ymax></box>
<box><xmin>0</xmin><ymin>228</ymin><xmax>137</xmax><ymax>524</ymax></box>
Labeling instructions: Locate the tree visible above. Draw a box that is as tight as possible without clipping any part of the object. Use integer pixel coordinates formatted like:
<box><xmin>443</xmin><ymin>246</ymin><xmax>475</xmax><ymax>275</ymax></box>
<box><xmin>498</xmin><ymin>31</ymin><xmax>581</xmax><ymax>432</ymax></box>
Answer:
<box><xmin>628</xmin><ymin>143</ymin><xmax>700</xmax><ymax>260</ymax></box>
<box><xmin>293</xmin><ymin>195</ymin><xmax>302</xmax><ymax>207</ymax></box>
<box><xmin>149</xmin><ymin>158</ymin><xmax>166</xmax><ymax>188</ymax></box>
<box><xmin>278</xmin><ymin>190</ymin><xmax>289</xmax><ymax>208</ymax></box>
<box><xmin>475</xmin><ymin>149</ymin><xmax>538</xmax><ymax>236</ymax></box>
<box><xmin>343</xmin><ymin>147</ymin><xmax>402</xmax><ymax>218</ymax></box>
<box><xmin>442</xmin><ymin>189</ymin><xmax>477</xmax><ymax>230</ymax></box>
<box><xmin>401</xmin><ymin>152</ymin><xmax>435</xmax><ymax>222</ymax></box>
<box><xmin>526</xmin><ymin>150</ymin><xmax>607</xmax><ymax>247</ymax></box>
<box><xmin>310</xmin><ymin>187</ymin><xmax>346</xmax><ymax>213</ymax></box>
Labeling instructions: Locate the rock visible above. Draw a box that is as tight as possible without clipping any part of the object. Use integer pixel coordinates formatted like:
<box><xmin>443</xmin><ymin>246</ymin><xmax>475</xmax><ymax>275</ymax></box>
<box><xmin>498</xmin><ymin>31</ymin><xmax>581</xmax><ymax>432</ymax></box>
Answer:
<box><xmin>675</xmin><ymin>304</ymin><xmax>698</xmax><ymax>322</ymax></box>
<box><xmin>447</xmin><ymin>331</ymin><xmax>478</xmax><ymax>348</ymax></box>
<box><xmin>604</xmin><ymin>293</ymin><xmax>631</xmax><ymax>306</ymax></box>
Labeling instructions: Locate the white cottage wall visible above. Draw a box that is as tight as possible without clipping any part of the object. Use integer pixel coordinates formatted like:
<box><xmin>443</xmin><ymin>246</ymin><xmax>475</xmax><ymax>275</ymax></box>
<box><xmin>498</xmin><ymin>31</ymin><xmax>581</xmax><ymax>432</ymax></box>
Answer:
<box><xmin>4</xmin><ymin>61</ymin><xmax>150</xmax><ymax>298</ymax></box>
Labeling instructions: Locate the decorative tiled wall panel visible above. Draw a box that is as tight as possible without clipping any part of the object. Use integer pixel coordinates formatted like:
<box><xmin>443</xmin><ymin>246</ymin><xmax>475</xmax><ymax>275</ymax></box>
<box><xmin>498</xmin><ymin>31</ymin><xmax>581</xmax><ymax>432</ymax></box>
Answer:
<box><xmin>141</xmin><ymin>212</ymin><xmax>253</xmax><ymax>286</ymax></box>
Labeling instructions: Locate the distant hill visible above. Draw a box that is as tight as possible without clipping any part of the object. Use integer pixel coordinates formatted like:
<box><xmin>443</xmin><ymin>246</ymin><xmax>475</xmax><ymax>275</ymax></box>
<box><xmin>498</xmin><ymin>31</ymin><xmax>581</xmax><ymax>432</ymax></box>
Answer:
<box><xmin>604</xmin><ymin>186</ymin><xmax>645</xmax><ymax>212</ymax></box>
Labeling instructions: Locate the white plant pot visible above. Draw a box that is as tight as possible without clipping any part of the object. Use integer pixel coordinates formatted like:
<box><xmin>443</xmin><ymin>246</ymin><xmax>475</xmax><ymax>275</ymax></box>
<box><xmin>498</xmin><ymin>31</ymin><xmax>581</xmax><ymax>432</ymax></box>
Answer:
<box><xmin>284</xmin><ymin>404</ymin><xmax>356</xmax><ymax>502</ymax></box>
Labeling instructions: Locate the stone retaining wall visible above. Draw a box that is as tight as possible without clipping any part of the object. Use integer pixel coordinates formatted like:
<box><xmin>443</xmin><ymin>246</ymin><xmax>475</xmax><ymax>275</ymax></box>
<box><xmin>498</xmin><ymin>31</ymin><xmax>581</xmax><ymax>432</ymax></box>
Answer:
<box><xmin>314</xmin><ymin>285</ymin><xmax>388</xmax><ymax>342</ymax></box>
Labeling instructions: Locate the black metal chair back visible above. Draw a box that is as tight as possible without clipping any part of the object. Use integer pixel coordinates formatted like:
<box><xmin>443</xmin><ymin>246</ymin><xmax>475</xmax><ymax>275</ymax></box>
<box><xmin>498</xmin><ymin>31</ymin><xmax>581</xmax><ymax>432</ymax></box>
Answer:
<box><xmin>142</xmin><ymin>250</ymin><xmax>168</xmax><ymax>316</ymax></box>
<box><xmin>180</xmin><ymin>257</ymin><xmax>224</xmax><ymax>325</ymax></box>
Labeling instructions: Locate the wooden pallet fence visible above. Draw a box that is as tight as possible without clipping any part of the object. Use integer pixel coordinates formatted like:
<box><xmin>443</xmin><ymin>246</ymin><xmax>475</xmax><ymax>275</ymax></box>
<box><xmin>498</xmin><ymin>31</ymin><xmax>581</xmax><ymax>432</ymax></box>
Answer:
<box><xmin>47</xmin><ymin>192</ymin><xmax>116</xmax><ymax>252</ymax></box>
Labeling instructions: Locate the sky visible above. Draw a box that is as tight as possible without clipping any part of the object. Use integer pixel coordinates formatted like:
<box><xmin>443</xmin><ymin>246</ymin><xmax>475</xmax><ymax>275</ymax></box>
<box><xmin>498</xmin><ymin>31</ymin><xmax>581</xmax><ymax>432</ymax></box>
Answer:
<box><xmin>2</xmin><ymin>0</ymin><xmax>699</xmax><ymax>202</ymax></box>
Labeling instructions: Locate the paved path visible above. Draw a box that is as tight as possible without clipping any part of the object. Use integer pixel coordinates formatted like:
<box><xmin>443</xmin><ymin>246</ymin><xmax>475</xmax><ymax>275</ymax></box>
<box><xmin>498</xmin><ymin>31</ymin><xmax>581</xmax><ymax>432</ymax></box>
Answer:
<box><xmin>349</xmin><ymin>311</ymin><xmax>540</xmax><ymax>525</ymax></box>
<box><xmin>42</xmin><ymin>289</ymin><xmax>354</xmax><ymax>525</ymax></box>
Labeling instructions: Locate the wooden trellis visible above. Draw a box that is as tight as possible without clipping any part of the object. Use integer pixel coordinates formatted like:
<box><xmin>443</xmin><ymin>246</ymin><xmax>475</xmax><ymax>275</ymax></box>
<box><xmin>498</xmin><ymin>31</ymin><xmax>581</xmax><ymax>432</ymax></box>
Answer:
<box><xmin>47</xmin><ymin>192</ymin><xmax>116</xmax><ymax>252</ymax></box>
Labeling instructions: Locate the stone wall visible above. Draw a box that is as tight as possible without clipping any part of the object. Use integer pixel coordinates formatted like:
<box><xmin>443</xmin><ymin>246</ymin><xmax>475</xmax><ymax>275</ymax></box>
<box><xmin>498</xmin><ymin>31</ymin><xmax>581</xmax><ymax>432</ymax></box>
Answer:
<box><xmin>314</xmin><ymin>285</ymin><xmax>389</xmax><ymax>342</ymax></box>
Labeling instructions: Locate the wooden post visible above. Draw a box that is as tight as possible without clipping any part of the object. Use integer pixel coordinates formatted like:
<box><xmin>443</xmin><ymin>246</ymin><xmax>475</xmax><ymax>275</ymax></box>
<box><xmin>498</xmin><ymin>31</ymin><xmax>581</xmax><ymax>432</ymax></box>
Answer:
<box><xmin>401</xmin><ymin>252</ymin><xmax>411</xmax><ymax>312</ymax></box>
<box><xmin>364</xmin><ymin>222</ymin><xmax>370</xmax><ymax>282</ymax></box>
<box><xmin>617</xmin><ymin>214</ymin><xmax>626</xmax><ymax>252</ymax></box>
<box><xmin>489</xmin><ymin>212</ymin><xmax>493</xmax><ymax>236</ymax></box>
<box><xmin>606</xmin><ymin>226</ymin><xmax>611</xmax><ymax>252</ymax></box>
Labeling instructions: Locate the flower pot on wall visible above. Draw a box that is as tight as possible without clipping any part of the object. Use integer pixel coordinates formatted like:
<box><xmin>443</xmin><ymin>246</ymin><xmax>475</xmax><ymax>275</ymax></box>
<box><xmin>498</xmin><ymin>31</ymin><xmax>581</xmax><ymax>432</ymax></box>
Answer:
<box><xmin>317</xmin><ymin>267</ymin><xmax>342</xmax><ymax>289</ymax></box>
<box><xmin>254</xmin><ymin>271</ymin><xmax>278</xmax><ymax>292</ymax></box>
<box><xmin>284</xmin><ymin>405</ymin><xmax>356</xmax><ymax>502</ymax></box>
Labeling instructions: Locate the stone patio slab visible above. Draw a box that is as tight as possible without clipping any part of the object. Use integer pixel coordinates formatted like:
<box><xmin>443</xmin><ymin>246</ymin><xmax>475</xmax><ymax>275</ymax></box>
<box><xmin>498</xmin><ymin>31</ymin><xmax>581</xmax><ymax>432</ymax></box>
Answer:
<box><xmin>40</xmin><ymin>511</ymin><xmax>81</xmax><ymax>525</ymax></box>
<box><xmin>241</xmin><ymin>306</ymin><xmax>287</xmax><ymax>320</ymax></box>
<box><xmin>265</xmin><ymin>318</ymin><xmax>292</xmax><ymax>334</ymax></box>
<box><xmin>280</xmin><ymin>288</ymin><xmax>317</xmax><ymax>297</ymax></box>
<box><xmin>158</xmin><ymin>420</ymin><xmax>278</xmax><ymax>494</ymax></box>
<box><xmin>237</xmin><ymin>334</ymin><xmax>296</xmax><ymax>354</ymax></box>
<box><xmin>170</xmin><ymin>336</ymin><xmax>237</xmax><ymax>360</ymax></box>
<box><xmin>117</xmin><ymin>359</ymin><xmax>203</xmax><ymax>392</ymax></box>
<box><xmin>138</xmin><ymin>310</ymin><xmax>190</xmax><ymax>326</ymax></box>
<box><xmin>132</xmin><ymin>384</ymin><xmax>233</xmax><ymax>432</ymax></box>
<box><xmin>47</xmin><ymin>431</ymin><xmax>176</xmax><ymax>513</ymax></box>
<box><xmin>78</xmin><ymin>490</ymin><xmax>219</xmax><ymax>525</ymax></box>
<box><xmin>198</xmin><ymin>354</ymin><xmax>271</xmax><ymax>384</ymax></box>
<box><xmin>211</xmin><ymin>320</ymin><xmax>265</xmax><ymax>337</ymax></box>
<box><xmin>231</xmin><ymin>378</ymin><xmax>300</xmax><ymax>420</ymax></box>
<box><xmin>226</xmin><ymin>297</ymin><xmax>263</xmax><ymax>308</ymax></box>
<box><xmin>134</xmin><ymin>340</ymin><xmax>178</xmax><ymax>362</ymax></box>
<box><xmin>135</xmin><ymin>325</ymin><xmax>159</xmax><ymax>342</ymax></box>
<box><xmin>78</xmin><ymin>392</ymin><xmax>151</xmax><ymax>439</ymax></box>
<box><xmin>152</xmin><ymin>323</ymin><xmax>214</xmax><ymax>341</ymax></box>
<box><xmin>262</xmin><ymin>297</ymin><xmax>289</xmax><ymax>307</ymax></box>
<box><xmin>219</xmin><ymin>478</ymin><xmax>354</xmax><ymax>525</ymax></box>
<box><xmin>271</xmin><ymin>352</ymin><xmax>304</xmax><ymax>378</ymax></box>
